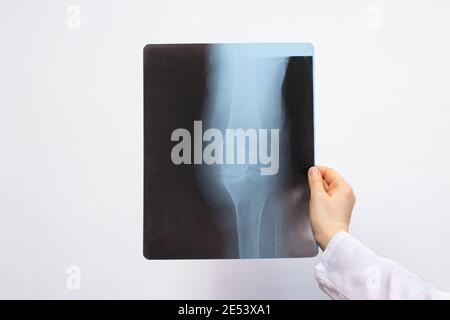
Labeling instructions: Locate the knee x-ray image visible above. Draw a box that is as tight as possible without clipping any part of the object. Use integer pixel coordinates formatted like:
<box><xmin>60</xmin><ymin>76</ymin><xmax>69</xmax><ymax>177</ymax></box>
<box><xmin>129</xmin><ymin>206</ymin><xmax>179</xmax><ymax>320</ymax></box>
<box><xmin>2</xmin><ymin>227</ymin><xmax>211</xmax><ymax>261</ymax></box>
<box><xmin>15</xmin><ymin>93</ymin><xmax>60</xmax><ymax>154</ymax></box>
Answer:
<box><xmin>144</xmin><ymin>43</ymin><xmax>317</xmax><ymax>259</ymax></box>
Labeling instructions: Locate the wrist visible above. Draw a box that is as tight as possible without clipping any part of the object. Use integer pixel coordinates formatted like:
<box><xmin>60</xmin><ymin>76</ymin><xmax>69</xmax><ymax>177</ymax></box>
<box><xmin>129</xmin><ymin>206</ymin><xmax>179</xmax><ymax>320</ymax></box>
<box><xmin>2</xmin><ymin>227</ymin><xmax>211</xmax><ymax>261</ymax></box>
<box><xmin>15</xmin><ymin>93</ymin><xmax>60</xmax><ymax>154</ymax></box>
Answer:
<box><xmin>316</xmin><ymin>227</ymin><xmax>348</xmax><ymax>251</ymax></box>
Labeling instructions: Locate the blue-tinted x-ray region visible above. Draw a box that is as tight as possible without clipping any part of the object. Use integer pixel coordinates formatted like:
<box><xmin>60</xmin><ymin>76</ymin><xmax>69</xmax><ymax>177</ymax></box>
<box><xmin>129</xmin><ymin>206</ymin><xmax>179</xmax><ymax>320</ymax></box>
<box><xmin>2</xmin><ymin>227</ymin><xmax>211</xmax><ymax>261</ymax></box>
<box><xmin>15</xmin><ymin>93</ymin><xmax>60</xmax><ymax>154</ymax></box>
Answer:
<box><xmin>200</xmin><ymin>46</ymin><xmax>285</xmax><ymax>258</ymax></box>
<box><xmin>196</xmin><ymin>44</ymin><xmax>316</xmax><ymax>258</ymax></box>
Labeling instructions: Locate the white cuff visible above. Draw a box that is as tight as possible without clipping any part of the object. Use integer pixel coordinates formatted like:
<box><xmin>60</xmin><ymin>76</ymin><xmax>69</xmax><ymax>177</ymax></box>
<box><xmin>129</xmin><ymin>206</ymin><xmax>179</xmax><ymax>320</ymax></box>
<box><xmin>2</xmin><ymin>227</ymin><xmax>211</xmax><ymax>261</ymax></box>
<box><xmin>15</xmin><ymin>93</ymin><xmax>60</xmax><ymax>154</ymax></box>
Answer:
<box><xmin>321</xmin><ymin>231</ymin><xmax>350</xmax><ymax>265</ymax></box>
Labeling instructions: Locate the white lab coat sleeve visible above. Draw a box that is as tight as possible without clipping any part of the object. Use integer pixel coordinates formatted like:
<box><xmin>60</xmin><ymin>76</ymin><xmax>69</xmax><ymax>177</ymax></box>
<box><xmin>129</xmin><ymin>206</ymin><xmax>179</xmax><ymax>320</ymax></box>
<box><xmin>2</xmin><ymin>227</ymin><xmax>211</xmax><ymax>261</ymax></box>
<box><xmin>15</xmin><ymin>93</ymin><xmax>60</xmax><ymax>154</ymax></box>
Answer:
<box><xmin>314</xmin><ymin>231</ymin><xmax>450</xmax><ymax>300</ymax></box>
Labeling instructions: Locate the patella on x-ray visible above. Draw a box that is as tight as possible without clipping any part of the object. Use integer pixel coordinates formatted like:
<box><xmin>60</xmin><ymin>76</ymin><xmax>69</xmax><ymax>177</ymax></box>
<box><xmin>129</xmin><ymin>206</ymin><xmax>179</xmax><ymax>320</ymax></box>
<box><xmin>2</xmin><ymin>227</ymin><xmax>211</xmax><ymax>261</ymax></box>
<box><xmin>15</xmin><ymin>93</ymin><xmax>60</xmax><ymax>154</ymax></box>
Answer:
<box><xmin>144</xmin><ymin>43</ymin><xmax>317</xmax><ymax>259</ymax></box>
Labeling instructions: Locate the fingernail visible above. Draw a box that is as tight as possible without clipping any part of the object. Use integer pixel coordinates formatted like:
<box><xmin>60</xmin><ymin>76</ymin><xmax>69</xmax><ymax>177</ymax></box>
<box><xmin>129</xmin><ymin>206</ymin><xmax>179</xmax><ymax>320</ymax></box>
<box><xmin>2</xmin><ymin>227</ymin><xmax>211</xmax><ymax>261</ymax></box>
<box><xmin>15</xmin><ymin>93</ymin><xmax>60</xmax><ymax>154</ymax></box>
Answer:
<box><xmin>309</xmin><ymin>167</ymin><xmax>319</xmax><ymax>176</ymax></box>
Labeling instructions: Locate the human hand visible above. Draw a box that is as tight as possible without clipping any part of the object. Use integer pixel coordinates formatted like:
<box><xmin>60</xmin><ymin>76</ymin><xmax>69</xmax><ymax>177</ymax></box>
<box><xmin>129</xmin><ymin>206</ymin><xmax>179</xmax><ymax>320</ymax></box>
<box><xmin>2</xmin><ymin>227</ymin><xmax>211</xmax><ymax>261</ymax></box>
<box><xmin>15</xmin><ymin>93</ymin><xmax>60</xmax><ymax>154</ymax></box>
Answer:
<box><xmin>308</xmin><ymin>166</ymin><xmax>355</xmax><ymax>250</ymax></box>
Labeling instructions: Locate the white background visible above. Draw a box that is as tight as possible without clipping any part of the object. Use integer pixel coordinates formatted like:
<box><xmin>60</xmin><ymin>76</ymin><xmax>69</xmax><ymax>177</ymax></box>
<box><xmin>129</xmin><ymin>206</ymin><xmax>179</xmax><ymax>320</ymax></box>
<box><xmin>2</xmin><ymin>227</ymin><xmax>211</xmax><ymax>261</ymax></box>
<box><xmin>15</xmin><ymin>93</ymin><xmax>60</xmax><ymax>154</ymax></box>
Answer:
<box><xmin>1</xmin><ymin>0</ymin><xmax>450</xmax><ymax>299</ymax></box>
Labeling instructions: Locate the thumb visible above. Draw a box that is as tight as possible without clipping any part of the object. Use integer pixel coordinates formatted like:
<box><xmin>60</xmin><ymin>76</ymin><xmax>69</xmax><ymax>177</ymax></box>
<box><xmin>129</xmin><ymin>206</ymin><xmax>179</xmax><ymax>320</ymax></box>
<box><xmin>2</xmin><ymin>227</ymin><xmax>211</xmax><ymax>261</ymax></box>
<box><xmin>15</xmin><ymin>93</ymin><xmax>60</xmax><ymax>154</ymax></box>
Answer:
<box><xmin>308</xmin><ymin>166</ymin><xmax>326</xmax><ymax>196</ymax></box>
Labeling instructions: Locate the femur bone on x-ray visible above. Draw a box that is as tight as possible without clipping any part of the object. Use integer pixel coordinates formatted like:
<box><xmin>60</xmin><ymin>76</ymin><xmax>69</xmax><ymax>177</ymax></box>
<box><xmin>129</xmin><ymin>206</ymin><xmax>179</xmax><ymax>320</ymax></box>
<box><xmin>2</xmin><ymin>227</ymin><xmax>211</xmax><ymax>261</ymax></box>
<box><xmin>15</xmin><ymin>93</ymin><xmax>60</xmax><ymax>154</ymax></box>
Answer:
<box><xmin>144</xmin><ymin>43</ymin><xmax>317</xmax><ymax>259</ymax></box>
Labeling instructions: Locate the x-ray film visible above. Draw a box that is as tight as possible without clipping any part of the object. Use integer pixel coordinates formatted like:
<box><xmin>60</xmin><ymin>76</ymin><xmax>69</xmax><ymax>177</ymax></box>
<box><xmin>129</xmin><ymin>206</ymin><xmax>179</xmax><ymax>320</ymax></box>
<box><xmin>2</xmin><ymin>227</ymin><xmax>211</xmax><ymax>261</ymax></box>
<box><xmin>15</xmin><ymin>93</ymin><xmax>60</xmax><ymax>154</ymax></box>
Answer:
<box><xmin>144</xmin><ymin>43</ymin><xmax>317</xmax><ymax>259</ymax></box>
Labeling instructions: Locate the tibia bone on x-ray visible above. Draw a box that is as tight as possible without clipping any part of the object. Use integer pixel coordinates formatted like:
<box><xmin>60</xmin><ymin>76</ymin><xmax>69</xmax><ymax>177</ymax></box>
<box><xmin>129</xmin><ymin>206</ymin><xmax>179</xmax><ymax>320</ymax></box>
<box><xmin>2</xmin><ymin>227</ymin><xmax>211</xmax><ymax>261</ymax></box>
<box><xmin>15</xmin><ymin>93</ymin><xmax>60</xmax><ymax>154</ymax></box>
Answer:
<box><xmin>197</xmin><ymin>46</ymin><xmax>287</xmax><ymax>258</ymax></box>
